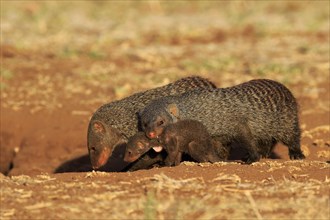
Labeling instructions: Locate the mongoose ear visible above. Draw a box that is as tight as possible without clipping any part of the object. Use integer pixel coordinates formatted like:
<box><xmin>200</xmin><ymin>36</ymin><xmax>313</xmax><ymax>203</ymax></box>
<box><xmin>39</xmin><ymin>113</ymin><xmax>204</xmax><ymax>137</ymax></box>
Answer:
<box><xmin>167</xmin><ymin>103</ymin><xmax>179</xmax><ymax>118</ymax></box>
<box><xmin>92</xmin><ymin>121</ymin><xmax>106</xmax><ymax>134</ymax></box>
<box><xmin>137</xmin><ymin>142</ymin><xmax>145</xmax><ymax>149</ymax></box>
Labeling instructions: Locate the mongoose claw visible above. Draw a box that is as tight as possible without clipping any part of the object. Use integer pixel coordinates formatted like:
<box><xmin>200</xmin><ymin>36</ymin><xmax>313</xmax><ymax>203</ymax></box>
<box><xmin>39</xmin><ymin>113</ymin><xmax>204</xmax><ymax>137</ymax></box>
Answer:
<box><xmin>244</xmin><ymin>154</ymin><xmax>260</xmax><ymax>164</ymax></box>
<box><xmin>289</xmin><ymin>152</ymin><xmax>305</xmax><ymax>160</ymax></box>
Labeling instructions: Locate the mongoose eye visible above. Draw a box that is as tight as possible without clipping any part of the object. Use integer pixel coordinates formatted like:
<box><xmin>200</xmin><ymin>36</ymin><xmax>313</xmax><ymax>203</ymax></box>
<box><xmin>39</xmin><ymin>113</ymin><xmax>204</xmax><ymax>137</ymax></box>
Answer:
<box><xmin>157</xmin><ymin>120</ymin><xmax>164</xmax><ymax>126</ymax></box>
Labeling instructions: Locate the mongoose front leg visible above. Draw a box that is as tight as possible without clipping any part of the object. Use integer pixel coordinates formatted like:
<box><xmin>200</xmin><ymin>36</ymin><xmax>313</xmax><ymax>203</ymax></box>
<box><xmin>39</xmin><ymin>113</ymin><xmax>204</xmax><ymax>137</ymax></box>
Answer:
<box><xmin>164</xmin><ymin>151</ymin><xmax>178</xmax><ymax>166</ymax></box>
<box><xmin>174</xmin><ymin>151</ymin><xmax>183</xmax><ymax>166</ymax></box>
<box><xmin>164</xmin><ymin>136</ymin><xmax>180</xmax><ymax>166</ymax></box>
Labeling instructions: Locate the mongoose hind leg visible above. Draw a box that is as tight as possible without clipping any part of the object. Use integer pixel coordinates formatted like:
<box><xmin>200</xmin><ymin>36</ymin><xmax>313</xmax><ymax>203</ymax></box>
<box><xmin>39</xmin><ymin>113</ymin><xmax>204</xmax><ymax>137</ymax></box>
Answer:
<box><xmin>285</xmin><ymin>140</ymin><xmax>305</xmax><ymax>160</ymax></box>
<box><xmin>238</xmin><ymin>125</ymin><xmax>260</xmax><ymax>164</ymax></box>
<box><xmin>282</xmin><ymin>126</ymin><xmax>305</xmax><ymax>160</ymax></box>
<box><xmin>289</xmin><ymin>150</ymin><xmax>305</xmax><ymax>160</ymax></box>
<box><xmin>186</xmin><ymin>141</ymin><xmax>209</xmax><ymax>163</ymax></box>
<box><xmin>255</xmin><ymin>138</ymin><xmax>277</xmax><ymax>158</ymax></box>
<box><xmin>211</xmin><ymin>137</ymin><xmax>231</xmax><ymax>161</ymax></box>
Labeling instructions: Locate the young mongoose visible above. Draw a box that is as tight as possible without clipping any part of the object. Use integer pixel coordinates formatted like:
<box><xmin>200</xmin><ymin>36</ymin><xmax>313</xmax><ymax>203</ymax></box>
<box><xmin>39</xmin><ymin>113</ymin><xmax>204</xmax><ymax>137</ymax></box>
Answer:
<box><xmin>156</xmin><ymin>119</ymin><xmax>228</xmax><ymax>166</ymax></box>
<box><xmin>140</xmin><ymin>79</ymin><xmax>305</xmax><ymax>164</ymax></box>
<box><xmin>124</xmin><ymin>132</ymin><xmax>160</xmax><ymax>163</ymax></box>
<box><xmin>87</xmin><ymin>76</ymin><xmax>217</xmax><ymax>170</ymax></box>
<box><xmin>124</xmin><ymin>120</ymin><xmax>229</xmax><ymax>166</ymax></box>
<box><xmin>123</xmin><ymin>148</ymin><xmax>166</xmax><ymax>172</ymax></box>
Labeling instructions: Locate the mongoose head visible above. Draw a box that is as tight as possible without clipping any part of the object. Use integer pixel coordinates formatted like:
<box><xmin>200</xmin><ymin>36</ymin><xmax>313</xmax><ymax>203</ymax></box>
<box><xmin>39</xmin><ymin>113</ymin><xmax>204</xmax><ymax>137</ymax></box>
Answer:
<box><xmin>124</xmin><ymin>132</ymin><xmax>155</xmax><ymax>162</ymax></box>
<box><xmin>124</xmin><ymin>132</ymin><xmax>163</xmax><ymax>162</ymax></box>
<box><xmin>140</xmin><ymin>102</ymin><xmax>180</xmax><ymax>139</ymax></box>
<box><xmin>87</xmin><ymin>120</ymin><xmax>126</xmax><ymax>169</ymax></box>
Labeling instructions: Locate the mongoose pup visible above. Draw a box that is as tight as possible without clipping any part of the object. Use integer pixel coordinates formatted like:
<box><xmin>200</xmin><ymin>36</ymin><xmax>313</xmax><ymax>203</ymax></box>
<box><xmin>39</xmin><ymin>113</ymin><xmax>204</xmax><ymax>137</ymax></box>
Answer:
<box><xmin>88</xmin><ymin>76</ymin><xmax>217</xmax><ymax>169</ymax></box>
<box><xmin>124</xmin><ymin>132</ymin><xmax>160</xmax><ymax>163</ymax></box>
<box><xmin>123</xmin><ymin>148</ymin><xmax>166</xmax><ymax>172</ymax></box>
<box><xmin>124</xmin><ymin>120</ymin><xmax>229</xmax><ymax>166</ymax></box>
<box><xmin>156</xmin><ymin>119</ymin><xmax>227</xmax><ymax>166</ymax></box>
<box><xmin>140</xmin><ymin>79</ymin><xmax>305</xmax><ymax>164</ymax></box>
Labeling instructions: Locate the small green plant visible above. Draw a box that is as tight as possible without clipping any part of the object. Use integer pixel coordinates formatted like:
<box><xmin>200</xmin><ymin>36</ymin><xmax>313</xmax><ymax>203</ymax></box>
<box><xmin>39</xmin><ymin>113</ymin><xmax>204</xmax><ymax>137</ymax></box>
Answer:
<box><xmin>0</xmin><ymin>69</ymin><xmax>14</xmax><ymax>90</ymax></box>
<box><xmin>58</xmin><ymin>46</ymin><xmax>80</xmax><ymax>58</ymax></box>
<box><xmin>144</xmin><ymin>191</ymin><xmax>157</xmax><ymax>220</ymax></box>
<box><xmin>88</xmin><ymin>50</ymin><xmax>106</xmax><ymax>59</ymax></box>
<box><xmin>254</xmin><ymin>63</ymin><xmax>303</xmax><ymax>79</ymax></box>
<box><xmin>179</xmin><ymin>56</ymin><xmax>237</xmax><ymax>73</ymax></box>
<box><xmin>0</xmin><ymin>82</ymin><xmax>7</xmax><ymax>90</ymax></box>
<box><xmin>0</xmin><ymin>68</ymin><xmax>14</xmax><ymax>80</ymax></box>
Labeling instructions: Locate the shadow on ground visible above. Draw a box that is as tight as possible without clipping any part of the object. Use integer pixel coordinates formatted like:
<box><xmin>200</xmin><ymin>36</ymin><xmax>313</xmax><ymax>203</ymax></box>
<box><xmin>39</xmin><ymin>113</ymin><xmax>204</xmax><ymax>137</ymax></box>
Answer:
<box><xmin>54</xmin><ymin>144</ymin><xmax>131</xmax><ymax>173</ymax></box>
<box><xmin>54</xmin><ymin>143</ymin><xmax>281</xmax><ymax>173</ymax></box>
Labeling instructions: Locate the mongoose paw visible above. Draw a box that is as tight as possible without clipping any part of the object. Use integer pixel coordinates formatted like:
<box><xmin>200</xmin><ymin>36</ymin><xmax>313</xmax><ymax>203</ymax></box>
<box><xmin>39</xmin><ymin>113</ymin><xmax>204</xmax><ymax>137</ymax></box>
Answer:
<box><xmin>243</xmin><ymin>153</ymin><xmax>260</xmax><ymax>164</ymax></box>
<box><xmin>164</xmin><ymin>158</ymin><xmax>174</xmax><ymax>166</ymax></box>
<box><xmin>289</xmin><ymin>152</ymin><xmax>305</xmax><ymax>160</ymax></box>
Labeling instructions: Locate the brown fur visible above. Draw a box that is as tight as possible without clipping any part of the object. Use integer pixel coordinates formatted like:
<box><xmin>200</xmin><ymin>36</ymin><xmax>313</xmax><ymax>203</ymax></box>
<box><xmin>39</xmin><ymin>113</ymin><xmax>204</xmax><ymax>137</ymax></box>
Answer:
<box><xmin>158</xmin><ymin>120</ymin><xmax>228</xmax><ymax>166</ymax></box>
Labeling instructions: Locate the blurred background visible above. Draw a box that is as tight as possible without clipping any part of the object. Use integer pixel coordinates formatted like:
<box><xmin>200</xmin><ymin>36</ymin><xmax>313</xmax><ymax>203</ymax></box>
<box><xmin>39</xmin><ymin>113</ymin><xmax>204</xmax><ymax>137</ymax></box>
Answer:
<box><xmin>2</xmin><ymin>1</ymin><xmax>329</xmax><ymax>102</ymax></box>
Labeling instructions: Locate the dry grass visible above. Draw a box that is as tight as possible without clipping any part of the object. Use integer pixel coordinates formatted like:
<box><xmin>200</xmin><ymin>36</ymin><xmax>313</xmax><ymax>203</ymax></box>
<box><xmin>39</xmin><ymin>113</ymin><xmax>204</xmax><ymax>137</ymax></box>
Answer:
<box><xmin>1</xmin><ymin>165</ymin><xmax>329</xmax><ymax>220</ymax></box>
<box><xmin>1</xmin><ymin>1</ymin><xmax>329</xmax><ymax>112</ymax></box>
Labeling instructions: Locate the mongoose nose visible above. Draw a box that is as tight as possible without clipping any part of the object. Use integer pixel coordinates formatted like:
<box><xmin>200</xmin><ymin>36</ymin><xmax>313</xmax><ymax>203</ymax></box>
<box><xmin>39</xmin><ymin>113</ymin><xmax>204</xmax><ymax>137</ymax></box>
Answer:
<box><xmin>148</xmin><ymin>132</ymin><xmax>157</xmax><ymax>139</ymax></box>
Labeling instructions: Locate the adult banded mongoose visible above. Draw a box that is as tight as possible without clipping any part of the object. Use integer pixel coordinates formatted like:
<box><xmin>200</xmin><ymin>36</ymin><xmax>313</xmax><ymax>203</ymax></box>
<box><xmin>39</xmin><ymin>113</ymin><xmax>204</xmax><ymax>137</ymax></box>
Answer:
<box><xmin>140</xmin><ymin>79</ymin><xmax>305</xmax><ymax>164</ymax></box>
<box><xmin>87</xmin><ymin>76</ymin><xmax>217</xmax><ymax>170</ymax></box>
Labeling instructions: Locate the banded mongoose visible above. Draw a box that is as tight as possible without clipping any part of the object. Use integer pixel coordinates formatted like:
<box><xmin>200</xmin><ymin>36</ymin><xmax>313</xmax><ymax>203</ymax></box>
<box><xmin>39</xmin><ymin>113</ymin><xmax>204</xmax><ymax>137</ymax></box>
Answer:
<box><xmin>87</xmin><ymin>76</ymin><xmax>217</xmax><ymax>170</ymax></box>
<box><xmin>140</xmin><ymin>79</ymin><xmax>305</xmax><ymax>164</ymax></box>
